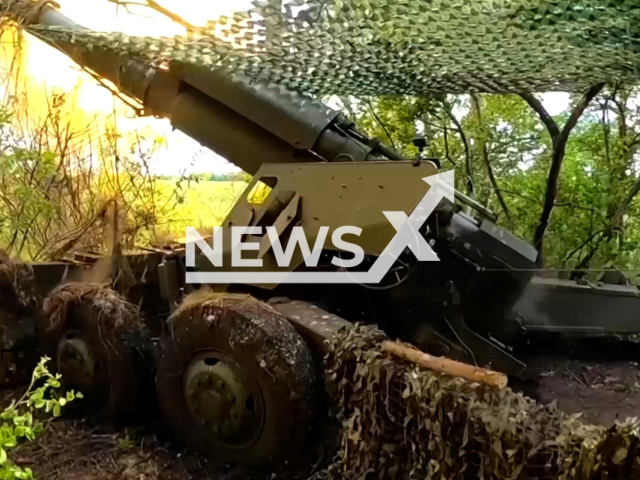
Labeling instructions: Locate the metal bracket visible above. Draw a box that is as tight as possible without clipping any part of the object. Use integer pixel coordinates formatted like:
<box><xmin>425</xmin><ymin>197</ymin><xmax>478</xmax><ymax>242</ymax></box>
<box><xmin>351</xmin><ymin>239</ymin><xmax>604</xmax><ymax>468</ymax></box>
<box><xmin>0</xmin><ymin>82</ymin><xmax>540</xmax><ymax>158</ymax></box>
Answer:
<box><xmin>444</xmin><ymin>281</ymin><xmax>526</xmax><ymax>376</ymax></box>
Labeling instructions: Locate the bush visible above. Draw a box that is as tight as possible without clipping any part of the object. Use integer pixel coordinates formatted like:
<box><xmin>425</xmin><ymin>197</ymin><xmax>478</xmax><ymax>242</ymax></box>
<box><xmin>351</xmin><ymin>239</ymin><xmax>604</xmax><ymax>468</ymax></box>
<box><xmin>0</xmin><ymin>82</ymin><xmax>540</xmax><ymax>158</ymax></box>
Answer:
<box><xmin>0</xmin><ymin>357</ymin><xmax>81</xmax><ymax>479</ymax></box>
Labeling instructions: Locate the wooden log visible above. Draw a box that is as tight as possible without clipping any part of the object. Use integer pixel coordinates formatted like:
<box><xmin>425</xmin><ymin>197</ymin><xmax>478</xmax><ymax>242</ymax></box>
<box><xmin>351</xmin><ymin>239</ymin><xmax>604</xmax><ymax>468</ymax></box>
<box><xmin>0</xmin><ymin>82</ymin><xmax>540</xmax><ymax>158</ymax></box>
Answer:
<box><xmin>382</xmin><ymin>340</ymin><xmax>508</xmax><ymax>389</ymax></box>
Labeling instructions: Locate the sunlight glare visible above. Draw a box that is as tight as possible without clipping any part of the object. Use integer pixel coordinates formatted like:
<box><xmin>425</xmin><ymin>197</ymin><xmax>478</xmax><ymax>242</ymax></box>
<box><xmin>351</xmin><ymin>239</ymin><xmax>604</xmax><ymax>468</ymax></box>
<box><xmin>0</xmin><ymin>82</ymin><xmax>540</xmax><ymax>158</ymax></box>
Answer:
<box><xmin>1</xmin><ymin>0</ymin><xmax>251</xmax><ymax>174</ymax></box>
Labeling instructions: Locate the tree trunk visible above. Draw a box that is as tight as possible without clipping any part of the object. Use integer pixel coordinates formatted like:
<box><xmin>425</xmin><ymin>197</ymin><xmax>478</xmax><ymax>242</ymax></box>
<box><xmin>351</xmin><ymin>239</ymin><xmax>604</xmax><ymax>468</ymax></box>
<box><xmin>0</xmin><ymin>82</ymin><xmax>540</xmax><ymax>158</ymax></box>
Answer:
<box><xmin>520</xmin><ymin>84</ymin><xmax>605</xmax><ymax>265</ymax></box>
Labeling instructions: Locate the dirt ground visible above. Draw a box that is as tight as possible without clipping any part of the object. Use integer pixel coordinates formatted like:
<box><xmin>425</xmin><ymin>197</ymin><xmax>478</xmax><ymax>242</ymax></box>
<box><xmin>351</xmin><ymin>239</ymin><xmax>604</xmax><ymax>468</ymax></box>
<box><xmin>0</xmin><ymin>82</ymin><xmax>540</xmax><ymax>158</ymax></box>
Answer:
<box><xmin>5</xmin><ymin>336</ymin><xmax>640</xmax><ymax>479</ymax></box>
<box><xmin>9</xmin><ymin>420</ymin><xmax>216</xmax><ymax>480</ymax></box>
<box><xmin>514</xmin><ymin>336</ymin><xmax>640</xmax><ymax>426</ymax></box>
<box><xmin>0</xmin><ymin>389</ymin><xmax>248</xmax><ymax>480</ymax></box>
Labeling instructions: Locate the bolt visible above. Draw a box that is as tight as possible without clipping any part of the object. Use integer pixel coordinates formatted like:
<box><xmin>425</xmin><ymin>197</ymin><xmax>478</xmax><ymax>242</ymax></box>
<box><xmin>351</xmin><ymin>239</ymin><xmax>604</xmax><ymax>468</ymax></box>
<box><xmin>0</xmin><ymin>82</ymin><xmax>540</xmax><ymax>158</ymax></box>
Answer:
<box><xmin>216</xmin><ymin>380</ymin><xmax>223</xmax><ymax>390</ymax></box>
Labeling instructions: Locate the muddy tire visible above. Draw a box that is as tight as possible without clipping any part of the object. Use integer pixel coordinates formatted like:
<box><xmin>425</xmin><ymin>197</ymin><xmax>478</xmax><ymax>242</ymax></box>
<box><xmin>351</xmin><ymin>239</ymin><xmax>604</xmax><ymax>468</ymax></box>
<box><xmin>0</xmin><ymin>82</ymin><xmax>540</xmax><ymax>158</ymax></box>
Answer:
<box><xmin>156</xmin><ymin>293</ymin><xmax>318</xmax><ymax>476</ymax></box>
<box><xmin>0</xmin><ymin>253</ymin><xmax>42</xmax><ymax>386</ymax></box>
<box><xmin>41</xmin><ymin>283</ymin><xmax>155</xmax><ymax>425</ymax></box>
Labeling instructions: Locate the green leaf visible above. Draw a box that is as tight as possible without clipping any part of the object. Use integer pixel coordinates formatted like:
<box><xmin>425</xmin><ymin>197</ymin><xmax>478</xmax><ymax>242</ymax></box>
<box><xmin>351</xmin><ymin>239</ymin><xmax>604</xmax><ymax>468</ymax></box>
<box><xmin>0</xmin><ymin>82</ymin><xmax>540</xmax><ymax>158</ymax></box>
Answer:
<box><xmin>4</xmin><ymin>436</ymin><xmax>16</xmax><ymax>448</ymax></box>
<box><xmin>47</xmin><ymin>379</ymin><xmax>61</xmax><ymax>389</ymax></box>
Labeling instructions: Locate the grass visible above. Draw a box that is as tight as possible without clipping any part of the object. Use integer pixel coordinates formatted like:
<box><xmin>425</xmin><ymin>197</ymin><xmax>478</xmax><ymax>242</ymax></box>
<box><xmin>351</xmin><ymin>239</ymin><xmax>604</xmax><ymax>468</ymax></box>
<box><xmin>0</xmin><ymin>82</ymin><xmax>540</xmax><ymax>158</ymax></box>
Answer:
<box><xmin>154</xmin><ymin>180</ymin><xmax>248</xmax><ymax>240</ymax></box>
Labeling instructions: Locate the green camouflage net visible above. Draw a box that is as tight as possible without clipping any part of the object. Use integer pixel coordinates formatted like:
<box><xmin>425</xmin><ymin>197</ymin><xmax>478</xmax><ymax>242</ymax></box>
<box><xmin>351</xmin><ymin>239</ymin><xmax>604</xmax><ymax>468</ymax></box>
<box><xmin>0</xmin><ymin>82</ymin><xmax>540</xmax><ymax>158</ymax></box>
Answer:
<box><xmin>25</xmin><ymin>0</ymin><xmax>640</xmax><ymax>96</ymax></box>
<box><xmin>319</xmin><ymin>324</ymin><xmax>640</xmax><ymax>480</ymax></box>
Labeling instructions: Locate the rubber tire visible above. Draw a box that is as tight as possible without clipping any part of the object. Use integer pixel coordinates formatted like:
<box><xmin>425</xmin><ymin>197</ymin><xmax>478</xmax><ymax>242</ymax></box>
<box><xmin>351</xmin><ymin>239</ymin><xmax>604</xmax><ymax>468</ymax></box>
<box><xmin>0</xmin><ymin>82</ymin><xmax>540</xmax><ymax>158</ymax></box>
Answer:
<box><xmin>41</xmin><ymin>301</ymin><xmax>156</xmax><ymax>425</ymax></box>
<box><xmin>0</xmin><ymin>260</ymin><xmax>41</xmax><ymax>386</ymax></box>
<box><xmin>156</xmin><ymin>295</ymin><xmax>318</xmax><ymax>476</ymax></box>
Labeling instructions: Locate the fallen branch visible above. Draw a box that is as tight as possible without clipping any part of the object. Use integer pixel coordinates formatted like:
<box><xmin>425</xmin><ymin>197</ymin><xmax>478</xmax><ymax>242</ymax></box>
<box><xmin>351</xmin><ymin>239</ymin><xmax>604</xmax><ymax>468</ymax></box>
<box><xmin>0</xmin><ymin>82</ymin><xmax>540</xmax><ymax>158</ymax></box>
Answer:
<box><xmin>381</xmin><ymin>340</ymin><xmax>508</xmax><ymax>389</ymax></box>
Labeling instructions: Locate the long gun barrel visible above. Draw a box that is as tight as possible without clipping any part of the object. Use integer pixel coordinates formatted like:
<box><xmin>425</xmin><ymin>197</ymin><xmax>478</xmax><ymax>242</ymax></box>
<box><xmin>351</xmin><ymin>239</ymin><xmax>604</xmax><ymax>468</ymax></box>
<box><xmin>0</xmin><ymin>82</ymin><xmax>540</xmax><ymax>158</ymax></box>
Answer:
<box><xmin>20</xmin><ymin>3</ymin><xmax>397</xmax><ymax>175</ymax></box>
<box><xmin>9</xmin><ymin>2</ymin><xmax>494</xmax><ymax>219</ymax></box>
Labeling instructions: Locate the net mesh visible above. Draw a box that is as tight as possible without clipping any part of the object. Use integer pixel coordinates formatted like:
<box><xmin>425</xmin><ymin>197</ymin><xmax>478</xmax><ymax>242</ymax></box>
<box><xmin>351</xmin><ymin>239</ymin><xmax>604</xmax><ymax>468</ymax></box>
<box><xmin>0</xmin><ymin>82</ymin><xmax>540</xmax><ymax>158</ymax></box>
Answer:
<box><xmin>26</xmin><ymin>0</ymin><xmax>640</xmax><ymax>96</ymax></box>
<box><xmin>320</xmin><ymin>324</ymin><xmax>640</xmax><ymax>480</ymax></box>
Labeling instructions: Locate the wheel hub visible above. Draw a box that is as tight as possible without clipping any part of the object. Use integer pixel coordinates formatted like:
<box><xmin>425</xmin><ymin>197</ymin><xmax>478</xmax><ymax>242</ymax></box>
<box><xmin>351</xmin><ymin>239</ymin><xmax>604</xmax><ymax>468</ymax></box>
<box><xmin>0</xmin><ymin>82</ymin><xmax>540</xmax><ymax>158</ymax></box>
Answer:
<box><xmin>184</xmin><ymin>351</ymin><xmax>264</xmax><ymax>446</ymax></box>
<box><xmin>56</xmin><ymin>333</ymin><xmax>96</xmax><ymax>392</ymax></box>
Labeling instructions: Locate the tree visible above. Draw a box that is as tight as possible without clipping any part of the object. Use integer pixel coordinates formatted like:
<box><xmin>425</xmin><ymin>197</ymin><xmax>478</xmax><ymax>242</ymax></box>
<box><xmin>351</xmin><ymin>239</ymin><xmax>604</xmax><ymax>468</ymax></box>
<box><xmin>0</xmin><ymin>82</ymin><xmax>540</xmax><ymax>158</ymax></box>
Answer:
<box><xmin>520</xmin><ymin>84</ymin><xmax>605</xmax><ymax>264</ymax></box>
<box><xmin>339</xmin><ymin>88</ymin><xmax>640</xmax><ymax>277</ymax></box>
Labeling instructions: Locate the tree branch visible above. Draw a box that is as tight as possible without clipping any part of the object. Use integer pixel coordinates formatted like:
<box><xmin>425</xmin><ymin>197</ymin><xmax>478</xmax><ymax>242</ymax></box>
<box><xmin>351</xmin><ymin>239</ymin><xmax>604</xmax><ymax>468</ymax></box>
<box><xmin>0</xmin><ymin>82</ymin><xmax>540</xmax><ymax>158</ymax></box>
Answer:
<box><xmin>471</xmin><ymin>93</ymin><xmax>511</xmax><ymax>227</ymax></box>
<box><xmin>478</xmin><ymin>183</ymin><xmax>538</xmax><ymax>204</ymax></box>
<box><xmin>519</xmin><ymin>93</ymin><xmax>560</xmax><ymax>142</ymax></box>
<box><xmin>612</xmin><ymin>175</ymin><xmax>640</xmax><ymax>229</ymax></box>
<box><xmin>524</xmin><ymin>84</ymin><xmax>605</xmax><ymax>260</ymax></box>
<box><xmin>107</xmin><ymin>0</ymin><xmax>199</xmax><ymax>32</ymax></box>
<box><xmin>365</xmin><ymin>99</ymin><xmax>397</xmax><ymax>152</ymax></box>
<box><xmin>564</xmin><ymin>229</ymin><xmax>605</xmax><ymax>264</ymax></box>
<box><xmin>571</xmin><ymin>174</ymin><xmax>640</xmax><ymax>275</ymax></box>
<box><xmin>560</xmin><ymin>84</ymin><xmax>605</xmax><ymax>143</ymax></box>
<box><xmin>441</xmin><ymin>101</ymin><xmax>473</xmax><ymax>195</ymax></box>
<box><xmin>441</xmin><ymin>117</ymin><xmax>457</xmax><ymax>167</ymax></box>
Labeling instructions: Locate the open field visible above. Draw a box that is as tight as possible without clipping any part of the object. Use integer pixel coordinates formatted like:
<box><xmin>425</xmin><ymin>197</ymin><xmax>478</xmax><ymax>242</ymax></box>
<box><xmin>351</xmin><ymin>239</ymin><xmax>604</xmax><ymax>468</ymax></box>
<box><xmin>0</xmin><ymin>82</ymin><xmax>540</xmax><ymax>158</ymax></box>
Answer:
<box><xmin>153</xmin><ymin>180</ymin><xmax>248</xmax><ymax>239</ymax></box>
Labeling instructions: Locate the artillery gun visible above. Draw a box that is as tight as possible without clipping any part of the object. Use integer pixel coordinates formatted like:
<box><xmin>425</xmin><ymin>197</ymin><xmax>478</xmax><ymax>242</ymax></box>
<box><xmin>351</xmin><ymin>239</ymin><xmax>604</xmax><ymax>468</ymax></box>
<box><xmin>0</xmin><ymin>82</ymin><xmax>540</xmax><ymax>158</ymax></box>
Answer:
<box><xmin>1</xmin><ymin>1</ymin><xmax>640</xmax><ymax>476</ymax></box>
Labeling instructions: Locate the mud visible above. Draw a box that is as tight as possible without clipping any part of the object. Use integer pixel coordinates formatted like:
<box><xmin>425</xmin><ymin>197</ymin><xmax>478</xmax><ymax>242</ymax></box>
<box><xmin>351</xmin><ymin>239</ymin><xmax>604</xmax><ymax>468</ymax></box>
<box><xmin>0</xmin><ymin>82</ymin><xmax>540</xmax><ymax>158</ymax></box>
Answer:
<box><xmin>10</xmin><ymin>420</ymin><xmax>211</xmax><ymax>480</ymax></box>
<box><xmin>514</xmin><ymin>336</ymin><xmax>640</xmax><ymax>426</ymax></box>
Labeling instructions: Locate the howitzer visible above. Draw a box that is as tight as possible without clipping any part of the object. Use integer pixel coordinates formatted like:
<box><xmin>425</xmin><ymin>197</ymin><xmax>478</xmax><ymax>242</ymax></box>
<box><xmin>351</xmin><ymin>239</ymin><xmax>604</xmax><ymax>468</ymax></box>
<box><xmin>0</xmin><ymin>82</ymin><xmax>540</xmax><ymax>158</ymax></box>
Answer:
<box><xmin>2</xmin><ymin>2</ymin><xmax>640</xmax><ymax>475</ymax></box>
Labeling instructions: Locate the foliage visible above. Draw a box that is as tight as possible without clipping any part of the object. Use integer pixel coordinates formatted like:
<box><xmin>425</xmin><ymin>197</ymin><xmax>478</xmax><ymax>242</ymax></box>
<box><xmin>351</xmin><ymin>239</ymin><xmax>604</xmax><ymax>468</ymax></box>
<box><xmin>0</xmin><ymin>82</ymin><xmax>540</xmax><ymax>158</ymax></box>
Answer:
<box><xmin>0</xmin><ymin>91</ymin><xmax>169</xmax><ymax>259</ymax></box>
<box><xmin>154</xmin><ymin>180</ymin><xmax>247</xmax><ymax>236</ymax></box>
<box><xmin>0</xmin><ymin>81</ymin><xmax>226</xmax><ymax>259</ymax></box>
<box><xmin>2</xmin><ymin>1</ymin><xmax>640</xmax><ymax>279</ymax></box>
<box><xmin>335</xmin><ymin>85</ymin><xmax>640</xmax><ymax>278</ymax></box>
<box><xmin>0</xmin><ymin>357</ymin><xmax>81</xmax><ymax>480</ymax></box>
<box><xmin>0</xmin><ymin>28</ymin><xmax>247</xmax><ymax>259</ymax></box>
<box><xmin>156</xmin><ymin>171</ymin><xmax>248</xmax><ymax>182</ymax></box>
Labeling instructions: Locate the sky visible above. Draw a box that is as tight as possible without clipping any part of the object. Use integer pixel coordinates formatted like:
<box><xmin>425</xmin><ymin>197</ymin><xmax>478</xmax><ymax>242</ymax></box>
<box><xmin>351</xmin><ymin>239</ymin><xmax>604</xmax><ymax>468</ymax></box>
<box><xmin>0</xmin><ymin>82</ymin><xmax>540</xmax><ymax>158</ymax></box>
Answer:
<box><xmin>4</xmin><ymin>0</ymin><xmax>571</xmax><ymax>176</ymax></box>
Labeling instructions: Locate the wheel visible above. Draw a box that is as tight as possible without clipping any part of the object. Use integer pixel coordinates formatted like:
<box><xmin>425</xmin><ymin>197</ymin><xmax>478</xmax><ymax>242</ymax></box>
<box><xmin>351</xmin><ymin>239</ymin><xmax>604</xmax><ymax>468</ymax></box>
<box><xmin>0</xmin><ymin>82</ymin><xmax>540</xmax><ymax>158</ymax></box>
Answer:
<box><xmin>0</xmin><ymin>252</ymin><xmax>41</xmax><ymax>386</ymax></box>
<box><xmin>156</xmin><ymin>292</ymin><xmax>318</xmax><ymax>476</ymax></box>
<box><xmin>41</xmin><ymin>282</ymin><xmax>155</xmax><ymax>424</ymax></box>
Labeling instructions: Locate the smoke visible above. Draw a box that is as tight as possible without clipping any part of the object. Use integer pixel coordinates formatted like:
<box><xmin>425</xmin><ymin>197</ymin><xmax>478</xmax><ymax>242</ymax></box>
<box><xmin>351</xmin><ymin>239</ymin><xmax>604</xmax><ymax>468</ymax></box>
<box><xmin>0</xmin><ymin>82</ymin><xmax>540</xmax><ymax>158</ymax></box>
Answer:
<box><xmin>513</xmin><ymin>277</ymin><xmax>554</xmax><ymax>328</ymax></box>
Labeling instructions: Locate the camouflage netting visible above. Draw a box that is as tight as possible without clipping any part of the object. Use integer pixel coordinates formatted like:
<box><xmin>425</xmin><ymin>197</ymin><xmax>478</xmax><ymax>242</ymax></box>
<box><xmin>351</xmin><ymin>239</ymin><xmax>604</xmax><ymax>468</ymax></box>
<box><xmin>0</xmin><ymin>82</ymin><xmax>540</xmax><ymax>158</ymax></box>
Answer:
<box><xmin>27</xmin><ymin>0</ymin><xmax>640</xmax><ymax>95</ymax></box>
<box><xmin>43</xmin><ymin>282</ymin><xmax>141</xmax><ymax>333</ymax></box>
<box><xmin>317</xmin><ymin>325</ymin><xmax>640</xmax><ymax>480</ymax></box>
<box><xmin>0</xmin><ymin>251</ymin><xmax>36</xmax><ymax>288</ymax></box>
<box><xmin>0</xmin><ymin>250</ymin><xmax>40</xmax><ymax>314</ymax></box>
